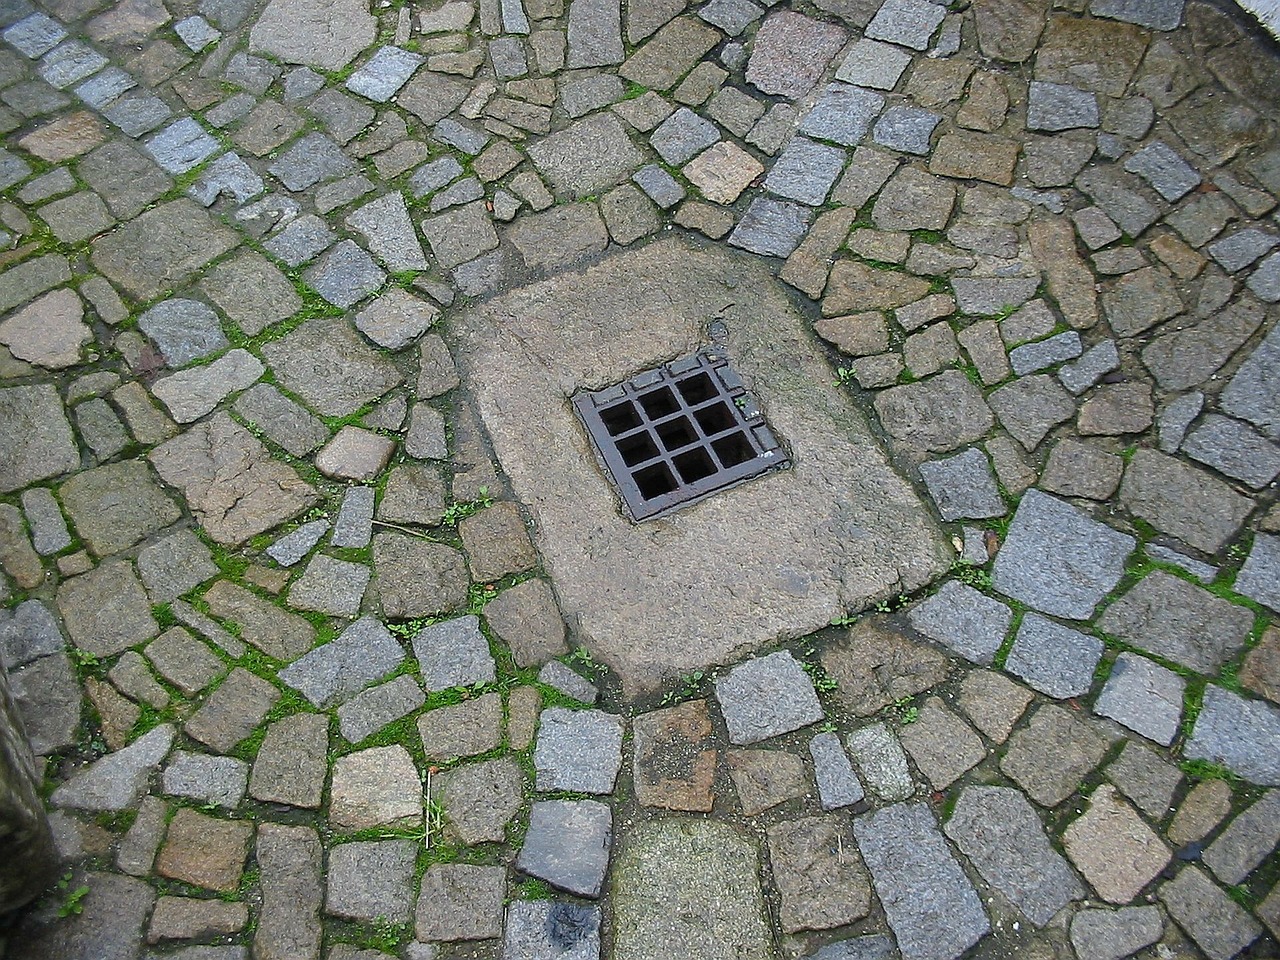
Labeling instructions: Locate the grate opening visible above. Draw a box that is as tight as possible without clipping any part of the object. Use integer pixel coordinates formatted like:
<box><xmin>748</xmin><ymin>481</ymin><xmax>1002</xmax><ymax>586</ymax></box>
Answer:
<box><xmin>600</xmin><ymin>401</ymin><xmax>641</xmax><ymax>436</ymax></box>
<box><xmin>573</xmin><ymin>348</ymin><xmax>792</xmax><ymax>520</ymax></box>
<box><xmin>713</xmin><ymin>432</ymin><xmax>756</xmax><ymax>467</ymax></box>
<box><xmin>638</xmin><ymin>387</ymin><xmax>679</xmax><ymax>419</ymax></box>
<box><xmin>634</xmin><ymin>462</ymin><xmax>678</xmax><ymax>500</ymax></box>
<box><xmin>694</xmin><ymin>402</ymin><xmax>736</xmax><ymax>436</ymax></box>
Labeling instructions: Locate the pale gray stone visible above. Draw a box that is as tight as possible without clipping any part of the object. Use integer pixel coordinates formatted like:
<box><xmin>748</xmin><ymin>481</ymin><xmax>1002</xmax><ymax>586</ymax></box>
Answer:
<box><xmin>1185</xmin><ymin>685</ymin><xmax>1280</xmax><ymax>785</ymax></box>
<box><xmin>279</xmin><ymin>616</ymin><xmax>403</xmax><ymax>707</ymax></box>
<box><xmin>1004</xmin><ymin>613</ymin><xmax>1103</xmax><ymax>699</ymax></box>
<box><xmin>907</xmin><ymin>581</ymin><xmax>1011</xmax><ymax>664</ymax></box>
<box><xmin>534</xmin><ymin>707</ymin><xmax>623</xmax><ymax>794</ymax></box>
<box><xmin>714</xmin><ymin>651</ymin><xmax>823</xmax><ymax>745</ymax></box>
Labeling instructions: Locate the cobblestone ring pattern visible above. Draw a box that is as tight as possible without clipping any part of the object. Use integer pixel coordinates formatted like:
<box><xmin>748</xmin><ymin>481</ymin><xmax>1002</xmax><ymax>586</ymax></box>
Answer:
<box><xmin>0</xmin><ymin>0</ymin><xmax>1278</xmax><ymax>956</ymax></box>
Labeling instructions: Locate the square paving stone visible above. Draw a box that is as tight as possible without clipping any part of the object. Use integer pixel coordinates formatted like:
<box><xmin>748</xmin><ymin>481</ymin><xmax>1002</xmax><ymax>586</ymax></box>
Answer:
<box><xmin>1093</xmin><ymin>652</ymin><xmax>1184</xmax><ymax>746</ymax></box>
<box><xmin>764</xmin><ymin>136</ymin><xmax>845</xmax><ymax>206</ymax></box>
<box><xmin>156</xmin><ymin>808</ymin><xmax>251</xmax><ymax>892</ymax></box>
<box><xmin>484</xmin><ymin>578</ymin><xmax>568</xmax><ymax>668</ymax></box>
<box><xmin>329</xmin><ymin>745</ymin><xmax>422</xmax><ymax>832</ymax></box>
<box><xmin>767</xmin><ymin>815</ymin><xmax>870</xmax><ymax>933</ymax></box>
<box><xmin>285</xmin><ymin>555</ymin><xmax>370</xmax><ymax>618</ymax></box>
<box><xmin>304</xmin><ymin>239</ymin><xmax>385</xmax><ymax>308</ymax></box>
<box><xmin>917</xmin><ymin>448</ymin><xmax>1004</xmax><ymax>520</ymax></box>
<box><xmin>534</xmin><ymin>707</ymin><xmax>623</xmax><ymax>794</ymax></box>
<box><xmin>249</xmin><ymin>713</ymin><xmax>328</xmax><ymax>808</ymax></box>
<box><xmin>453</xmin><ymin>237</ymin><xmax>946</xmax><ymax>697</ymax></box>
<box><xmin>417</xmin><ymin>691</ymin><xmax>503</xmax><ymax>761</ymax></box>
<box><xmin>517</xmin><ymin>800</ymin><xmax>612</xmax><ymax>897</ymax></box>
<box><xmin>798</xmin><ymin>82</ymin><xmax>885</xmax><ymax>145</ymax></box>
<box><xmin>649</xmin><ymin>106</ymin><xmax>720</xmax><ymax>166</ymax></box>
<box><xmin>745</xmin><ymin>11</ymin><xmax>847</xmax><ymax>98</ymax></box>
<box><xmin>326</xmin><ymin>839</ymin><xmax>417</xmax><ymax>923</ymax></box>
<box><xmin>907</xmin><ymin>580</ymin><xmax>1010</xmax><ymax>664</ymax></box>
<box><xmin>835</xmin><ymin>38</ymin><xmax>911</xmax><ymax>90</ymax></box>
<box><xmin>632</xmin><ymin>699</ymin><xmax>716</xmax><ymax>811</ymax></box>
<box><xmin>1003</xmin><ymin>613</ymin><xmax>1103</xmax><ymax>700</ymax></box>
<box><xmin>1064</xmin><ymin>784</ymin><xmax>1170</xmax><ymax>904</ymax></box>
<box><xmin>727</xmin><ymin>748</ymin><xmax>808</xmax><ymax>815</ymax></box>
<box><xmin>1184</xmin><ymin>685</ymin><xmax>1280</xmax><ymax>785</ymax></box>
<box><xmin>992</xmin><ymin>490</ymin><xmax>1134</xmax><ymax>620</ymax></box>
<box><xmin>1106</xmin><ymin>739</ymin><xmax>1183</xmax><ymax>821</ymax></box>
<box><xmin>185</xmin><ymin>667</ymin><xmax>280</xmax><ymax>753</ymax></box>
<box><xmin>714</xmin><ymin>651</ymin><xmax>823</xmax><ymax>745</ymax></box>
<box><xmin>527</xmin><ymin>112</ymin><xmax>642</xmax><ymax>199</ymax></box>
<box><xmin>57</xmin><ymin>560</ymin><xmax>158</xmax><ymax>657</ymax></box>
<box><xmin>864</xmin><ymin>0</ymin><xmax>946</xmax><ymax>49</ymax></box>
<box><xmin>433</xmin><ymin>755</ymin><xmax>524</xmax><ymax>844</ymax></box>
<box><xmin>1159</xmin><ymin>865</ymin><xmax>1262</xmax><ymax>960</ymax></box>
<box><xmin>411</xmin><ymin>614</ymin><xmax>495</xmax><ymax>691</ymax></box>
<box><xmin>897</xmin><ymin>696</ymin><xmax>985</xmax><ymax>789</ymax></box>
<box><xmin>414</xmin><ymin>864</ymin><xmax>505</xmax><ymax>942</ymax></box>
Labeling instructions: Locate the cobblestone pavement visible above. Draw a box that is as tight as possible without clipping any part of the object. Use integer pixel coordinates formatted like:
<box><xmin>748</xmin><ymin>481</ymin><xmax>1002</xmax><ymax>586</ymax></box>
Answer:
<box><xmin>0</xmin><ymin>0</ymin><xmax>1279</xmax><ymax>954</ymax></box>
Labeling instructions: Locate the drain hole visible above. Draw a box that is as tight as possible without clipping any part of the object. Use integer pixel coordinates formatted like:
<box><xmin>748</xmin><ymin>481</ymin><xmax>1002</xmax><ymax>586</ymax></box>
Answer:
<box><xmin>633</xmin><ymin>463</ymin><xmax>677</xmax><ymax>500</ymax></box>
<box><xmin>638</xmin><ymin>387</ymin><xmax>679</xmax><ymax>419</ymax></box>
<box><xmin>616</xmin><ymin>432</ymin><xmax>659</xmax><ymax>467</ymax></box>
<box><xmin>713</xmin><ymin>432</ymin><xmax>756</xmax><ymax>467</ymax></box>
<box><xmin>678</xmin><ymin>373</ymin><xmax>716</xmax><ymax>405</ymax></box>
<box><xmin>694</xmin><ymin>402</ymin><xmax>736</xmax><ymax>436</ymax></box>
<box><xmin>600</xmin><ymin>401</ymin><xmax>641</xmax><ymax>436</ymax></box>
<box><xmin>656</xmin><ymin>417</ymin><xmax>697</xmax><ymax>451</ymax></box>
<box><xmin>674</xmin><ymin>448</ymin><xmax>717</xmax><ymax>484</ymax></box>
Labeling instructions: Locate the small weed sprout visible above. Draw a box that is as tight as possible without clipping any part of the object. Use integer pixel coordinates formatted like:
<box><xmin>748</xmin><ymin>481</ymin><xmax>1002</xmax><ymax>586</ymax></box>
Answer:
<box><xmin>441</xmin><ymin>486</ymin><xmax>493</xmax><ymax>527</ymax></box>
<box><xmin>660</xmin><ymin>670</ymin><xmax>705</xmax><ymax>706</ymax></box>
<box><xmin>54</xmin><ymin>873</ymin><xmax>89</xmax><ymax>917</ymax></box>
<box><xmin>834</xmin><ymin>366</ymin><xmax>854</xmax><ymax>387</ymax></box>
<box><xmin>801</xmin><ymin>660</ymin><xmax>838</xmax><ymax>694</ymax></box>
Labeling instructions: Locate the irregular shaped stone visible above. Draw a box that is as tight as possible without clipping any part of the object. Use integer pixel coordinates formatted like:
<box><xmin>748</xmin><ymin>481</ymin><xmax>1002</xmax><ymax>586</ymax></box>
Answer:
<box><xmin>485</xmin><ymin>578</ymin><xmax>568</xmax><ymax>667</ymax></box>
<box><xmin>873</xmin><ymin>370</ymin><xmax>993</xmax><ymax>454</ymax></box>
<box><xmin>59</xmin><ymin>461</ymin><xmax>181</xmax><ymax>558</ymax></box>
<box><xmin>768</xmin><ymin>815</ymin><xmax>870</xmax><ymax>933</ymax></box>
<box><xmin>1185</xmin><ymin>685</ymin><xmax>1280</xmax><ymax>785</ymax></box>
<box><xmin>1004</xmin><ymin>613</ymin><xmax>1103</xmax><ymax>699</ymax></box>
<box><xmin>1159</xmin><ymin>865</ymin><xmax>1261</xmax><ymax>960</ymax></box>
<box><xmin>151</xmin><ymin>349</ymin><xmax>264</xmax><ymax>423</ymax></box>
<box><xmin>632</xmin><ymin>700</ymin><xmax>716</xmax><ymax>812</ymax></box>
<box><xmin>255</xmin><ymin>824</ymin><xmax>322</xmax><ymax>960</ymax></box>
<box><xmin>945</xmin><ymin>785</ymin><xmax>1084</xmax><ymax>926</ymax></box>
<box><xmin>57</xmin><ymin>560</ymin><xmax>158</xmax><ymax>657</ymax></box>
<box><xmin>326</xmin><ymin>839</ymin><xmax>416</xmax><ymax>922</ymax></box>
<box><xmin>411</xmin><ymin>614</ymin><xmax>494</xmax><ymax>690</ymax></box>
<box><xmin>907</xmin><ymin>581</ymin><xmax>1011</xmax><ymax>664</ymax></box>
<box><xmin>433</xmin><ymin>756</ymin><xmax>523</xmax><ymax>844</ymax></box>
<box><xmin>330</xmin><ymin>745</ymin><xmax>421</xmax><ymax>832</ymax></box>
<box><xmin>250</xmin><ymin>713</ymin><xmax>328</xmax><ymax>808</ymax></box>
<box><xmin>185</xmin><ymin>668</ymin><xmax>280</xmax><ymax>753</ymax></box>
<box><xmin>799</xmin><ymin>82</ymin><xmax>885</xmax><ymax>146</ymax></box>
<box><xmin>1064</xmin><ymin>784</ymin><xmax>1170</xmax><ymax>904</ymax></box>
<box><xmin>1093</xmin><ymin>652</ymin><xmax>1184</xmax><ymax>746</ymax></box>
<box><xmin>0</xmin><ymin>384</ymin><xmax>81</xmax><ymax>493</ymax></box>
<box><xmin>1119</xmin><ymin>449</ymin><xmax>1252</xmax><ymax>554</ymax></box>
<box><xmin>279</xmin><ymin>617</ymin><xmax>403</xmax><ymax>708</ymax></box>
<box><xmin>0</xmin><ymin>287</ymin><xmax>91</xmax><ymax>369</ymax></box>
<box><xmin>1000</xmin><ymin>704</ymin><xmax>1109</xmax><ymax>806</ymax></box>
<box><xmin>417</xmin><ymin>692</ymin><xmax>502</xmax><ymax>761</ymax></box>
<box><xmin>203</xmin><ymin>579</ymin><xmax>315</xmax><ymax>661</ymax></box>
<box><xmin>52</xmin><ymin>725</ymin><xmax>174</xmax><ymax>811</ymax></box>
<box><xmin>518</xmin><ymin>800</ymin><xmax>612</xmax><ymax>898</ymax></box>
<box><xmin>250</xmin><ymin>0</ymin><xmax>375</xmax><ymax>71</ymax></box>
<box><xmin>854</xmin><ymin>803</ymin><xmax>989</xmax><ymax>960</ymax></box>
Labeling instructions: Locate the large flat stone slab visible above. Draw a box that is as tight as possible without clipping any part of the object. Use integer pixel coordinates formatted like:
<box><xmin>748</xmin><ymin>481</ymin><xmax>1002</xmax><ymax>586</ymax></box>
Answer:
<box><xmin>612</xmin><ymin>819</ymin><xmax>770</xmax><ymax>960</ymax></box>
<box><xmin>453</xmin><ymin>237</ymin><xmax>948</xmax><ymax>696</ymax></box>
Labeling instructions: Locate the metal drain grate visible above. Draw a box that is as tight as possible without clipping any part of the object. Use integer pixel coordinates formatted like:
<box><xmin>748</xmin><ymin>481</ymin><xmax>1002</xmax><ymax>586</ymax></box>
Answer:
<box><xmin>573</xmin><ymin>348</ymin><xmax>790</xmax><ymax>521</ymax></box>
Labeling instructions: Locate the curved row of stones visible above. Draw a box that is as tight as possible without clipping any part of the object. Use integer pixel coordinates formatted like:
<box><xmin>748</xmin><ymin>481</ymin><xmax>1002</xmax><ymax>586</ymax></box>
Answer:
<box><xmin>0</xmin><ymin>0</ymin><xmax>1278</xmax><ymax>956</ymax></box>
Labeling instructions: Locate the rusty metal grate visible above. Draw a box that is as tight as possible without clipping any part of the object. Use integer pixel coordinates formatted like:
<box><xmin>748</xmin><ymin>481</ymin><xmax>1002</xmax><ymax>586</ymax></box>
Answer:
<box><xmin>573</xmin><ymin>348</ymin><xmax>790</xmax><ymax>521</ymax></box>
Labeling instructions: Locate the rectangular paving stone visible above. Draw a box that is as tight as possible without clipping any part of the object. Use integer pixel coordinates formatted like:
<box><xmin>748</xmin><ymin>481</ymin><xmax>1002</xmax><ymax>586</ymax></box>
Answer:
<box><xmin>1185</xmin><ymin>685</ymin><xmax>1280</xmax><ymax>786</ymax></box>
<box><xmin>854</xmin><ymin>803</ymin><xmax>989</xmax><ymax>960</ymax></box>
<box><xmin>279</xmin><ymin>616</ymin><xmax>403</xmax><ymax>708</ymax></box>
<box><xmin>764</xmin><ymin>136</ymin><xmax>845</xmax><ymax>206</ymax></box>
<box><xmin>1000</xmin><ymin>703</ymin><xmax>1109</xmax><ymax>807</ymax></box>
<box><xmin>345</xmin><ymin>44</ymin><xmax>423</xmax><ymax>102</ymax></box>
<box><xmin>534</xmin><ymin>707</ymin><xmax>624</xmax><ymax>794</ymax></box>
<box><xmin>809</xmin><ymin>731</ymin><xmax>864</xmax><ymax>809</ymax></box>
<box><xmin>798</xmin><ymin>82</ymin><xmax>884</xmax><ymax>145</ymax></box>
<box><xmin>1159</xmin><ymin>865</ymin><xmax>1261</xmax><ymax>960</ymax></box>
<box><xmin>1093</xmin><ymin>652</ymin><xmax>1184</xmax><ymax>746</ymax></box>
<box><xmin>768</xmin><ymin>814</ymin><xmax>871</xmax><ymax>934</ymax></box>
<box><xmin>1004</xmin><ymin>612</ymin><xmax>1102</xmax><ymax>700</ymax></box>
<box><xmin>1203</xmin><ymin>790</ymin><xmax>1280</xmax><ymax>886</ymax></box>
<box><xmin>518</xmin><ymin>799</ymin><xmax>612</xmax><ymax>898</ymax></box>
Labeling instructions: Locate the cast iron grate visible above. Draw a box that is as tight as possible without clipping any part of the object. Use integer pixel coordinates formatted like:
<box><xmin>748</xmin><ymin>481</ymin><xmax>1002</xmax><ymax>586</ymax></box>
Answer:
<box><xmin>573</xmin><ymin>348</ymin><xmax>790</xmax><ymax>521</ymax></box>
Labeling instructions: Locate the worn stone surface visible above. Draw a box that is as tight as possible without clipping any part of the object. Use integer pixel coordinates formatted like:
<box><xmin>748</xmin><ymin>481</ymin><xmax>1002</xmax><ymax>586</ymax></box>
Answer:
<box><xmin>1185</xmin><ymin>685</ymin><xmax>1280</xmax><ymax>785</ymax></box>
<box><xmin>613</xmin><ymin>819</ymin><xmax>770</xmax><ymax>960</ymax></box>
<box><xmin>1063</xmin><ymin>784</ymin><xmax>1170</xmax><ymax>904</ymax></box>
<box><xmin>1001</xmin><ymin>704</ymin><xmax>1109</xmax><ymax>807</ymax></box>
<box><xmin>633</xmin><ymin>699</ymin><xmax>716</xmax><ymax>812</ymax></box>
<box><xmin>1159</xmin><ymin>865</ymin><xmax>1262</xmax><ymax>960</ymax></box>
<box><xmin>417</xmin><ymin>692</ymin><xmax>502</xmax><ymax>761</ymax></box>
<box><xmin>518</xmin><ymin>800</ymin><xmax>612</xmax><ymax>898</ymax></box>
<box><xmin>326</xmin><ymin>839</ymin><xmax>417</xmax><ymax>923</ymax></box>
<box><xmin>768</xmin><ymin>815</ymin><xmax>870</xmax><ymax>934</ymax></box>
<box><xmin>250</xmin><ymin>713</ymin><xmax>328</xmax><ymax>808</ymax></box>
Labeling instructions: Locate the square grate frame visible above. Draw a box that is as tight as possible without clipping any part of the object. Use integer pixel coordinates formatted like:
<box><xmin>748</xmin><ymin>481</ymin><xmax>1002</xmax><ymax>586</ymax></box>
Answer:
<box><xmin>573</xmin><ymin>347</ymin><xmax>791</xmax><ymax>521</ymax></box>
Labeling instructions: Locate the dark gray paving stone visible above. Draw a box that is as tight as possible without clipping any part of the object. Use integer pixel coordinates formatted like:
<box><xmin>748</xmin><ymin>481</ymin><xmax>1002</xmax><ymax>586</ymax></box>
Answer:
<box><xmin>51</xmin><ymin>724</ymin><xmax>174</xmax><ymax>811</ymax></box>
<box><xmin>918</xmin><ymin>448</ymin><xmax>1004</xmax><ymax>520</ymax></box>
<box><xmin>162</xmin><ymin>751</ymin><xmax>248</xmax><ymax>808</ymax></box>
<box><xmin>1182</xmin><ymin>413</ymin><xmax>1280</xmax><ymax>492</ymax></box>
<box><xmin>1221</xmin><ymin>323</ymin><xmax>1280</xmax><ymax>441</ymax></box>
<box><xmin>145</xmin><ymin>118</ymin><xmax>220</xmax><ymax>174</ymax></box>
<box><xmin>266</xmin><ymin>520</ymin><xmax>328</xmax><ymax>567</ymax></box>
<box><xmin>279</xmin><ymin>616</ymin><xmax>403</xmax><ymax>708</ymax></box>
<box><xmin>1119</xmin><ymin>449</ymin><xmax>1253</xmax><ymax>554</ymax></box>
<box><xmin>1010</xmin><ymin>331</ymin><xmax>1082</xmax><ymax>375</ymax></box>
<box><xmin>1123</xmin><ymin>140</ymin><xmax>1200</xmax><ymax>201</ymax></box>
<box><xmin>326</xmin><ymin>839</ymin><xmax>416</xmax><ymax>923</ymax></box>
<box><xmin>287</xmin><ymin>554</ymin><xmax>370</xmax><ymax>617</ymax></box>
<box><xmin>11</xmin><ymin>652</ymin><xmax>79</xmax><ymax>754</ymax></box>
<box><xmin>1090</xmin><ymin>0</ymin><xmax>1183</xmax><ymax>29</ymax></box>
<box><xmin>268</xmin><ymin>131</ymin><xmax>356</xmax><ymax>191</ymax></box>
<box><xmin>854</xmin><ymin>803</ymin><xmax>989</xmax><ymax>960</ymax></box>
<box><xmin>0</xmin><ymin>383</ymin><xmax>77</xmax><ymax>491</ymax></box>
<box><xmin>714</xmin><ymin>651</ymin><xmax>823</xmax><ymax>745</ymax></box>
<box><xmin>1237</xmin><ymin>534</ymin><xmax>1280</xmax><ymax>613</ymax></box>
<box><xmin>0</xmin><ymin>599</ymin><xmax>63</xmax><ymax>669</ymax></box>
<box><xmin>798</xmin><ymin>82</ymin><xmax>884</xmax><ymax>145</ymax></box>
<box><xmin>1158</xmin><ymin>866</ymin><xmax>1261</xmax><ymax>960</ymax></box>
<box><xmin>330</xmin><ymin>487</ymin><xmax>374</xmax><ymax>550</ymax></box>
<box><xmin>1004</xmin><ymin>612</ymin><xmax>1103</xmax><ymax>699</ymax></box>
<box><xmin>698</xmin><ymin>0</ymin><xmax>762</xmax><ymax>34</ymax></box>
<box><xmin>233</xmin><ymin>384</ymin><xmax>328</xmax><ymax>457</ymax></box>
<box><xmin>993</xmin><ymin>490</ymin><xmax>1134</xmax><ymax>620</ymax></box>
<box><xmin>185</xmin><ymin>667</ymin><xmax>280</xmax><ymax>753</ymax></box>
<box><xmin>1203</xmin><ymin>789</ymin><xmax>1280</xmax><ymax>886</ymax></box>
<box><xmin>727</xmin><ymin>197</ymin><xmax>811</xmax><ymax>257</ymax></box>
<box><xmin>649</xmin><ymin>106</ymin><xmax>719</xmax><ymax>166</ymax></box>
<box><xmin>57</xmin><ymin>559</ymin><xmax>159</xmax><ymax>656</ymax></box>
<box><xmin>517</xmin><ymin>800</ymin><xmax>612</xmax><ymax>897</ymax></box>
<box><xmin>303</xmin><ymin>239</ymin><xmax>385</xmax><ymax>308</ymax></box>
<box><xmin>1208</xmin><ymin>228</ymin><xmax>1279</xmax><ymax>274</ymax></box>
<box><xmin>345</xmin><ymin>45</ymin><xmax>422</xmax><ymax>102</ymax></box>
<box><xmin>801</xmin><ymin>936</ymin><xmax>896</xmax><ymax>960</ymax></box>
<box><xmin>1027</xmin><ymin>80</ymin><xmax>1098</xmax><ymax>132</ymax></box>
<box><xmin>872</xmin><ymin>370</ymin><xmax>994</xmax><ymax>453</ymax></box>
<box><xmin>566</xmin><ymin>0</ymin><xmax>622</xmax><ymax>67</ymax></box>
<box><xmin>538</xmin><ymin>660</ymin><xmax>598</xmax><ymax>703</ymax></box>
<box><xmin>373</xmin><ymin>532</ymin><xmax>468</xmax><ymax>617</ymax></box>
<box><xmin>1070</xmin><ymin>906</ymin><xmax>1163</xmax><ymax>960</ymax></box>
<box><xmin>764</xmin><ymin>136</ymin><xmax>845</xmax><ymax>206</ymax></box>
<box><xmin>534</xmin><ymin>707</ymin><xmax>623</xmax><ymax>794</ymax></box>
<box><xmin>1094</xmin><ymin>652</ymin><xmax>1184</xmax><ymax>746</ymax></box>
<box><xmin>137</xmin><ymin>298</ymin><xmax>227</xmax><ymax>367</ymax></box>
<box><xmin>907</xmin><ymin>580</ymin><xmax>1011</xmax><ymax>664</ymax></box>
<box><xmin>872</xmin><ymin>105</ymin><xmax>940</xmax><ymax>154</ymax></box>
<box><xmin>346</xmin><ymin>192</ymin><xmax>428</xmax><ymax>272</ymax></box>
<box><xmin>944</xmin><ymin>785</ymin><xmax>1084</xmax><ymax>926</ymax></box>
<box><xmin>864</xmin><ymin>0</ymin><xmax>945</xmax><ymax>49</ymax></box>
<box><xmin>411</xmin><ymin>614</ymin><xmax>495</xmax><ymax>691</ymax></box>
<box><xmin>504</xmin><ymin>900</ymin><xmax>601</xmax><ymax>960</ymax></box>
<box><xmin>146</xmin><ymin>627</ymin><xmax>224</xmax><ymax>696</ymax></box>
<box><xmin>809</xmin><ymin>731</ymin><xmax>864</xmax><ymax>809</ymax></box>
<box><xmin>135</xmin><ymin>532</ymin><xmax>218</xmax><ymax>606</ymax></box>
<box><xmin>1185</xmin><ymin>685</ymin><xmax>1280</xmax><ymax>785</ymax></box>
<box><xmin>336</xmin><ymin>675</ymin><xmax>424</xmax><ymax>744</ymax></box>
<box><xmin>1076</xmin><ymin>167</ymin><xmax>1160</xmax><ymax>238</ymax></box>
<box><xmin>1098</xmin><ymin>570</ymin><xmax>1253</xmax><ymax>675</ymax></box>
<box><xmin>103</xmin><ymin>92</ymin><xmax>173</xmax><ymax>136</ymax></box>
